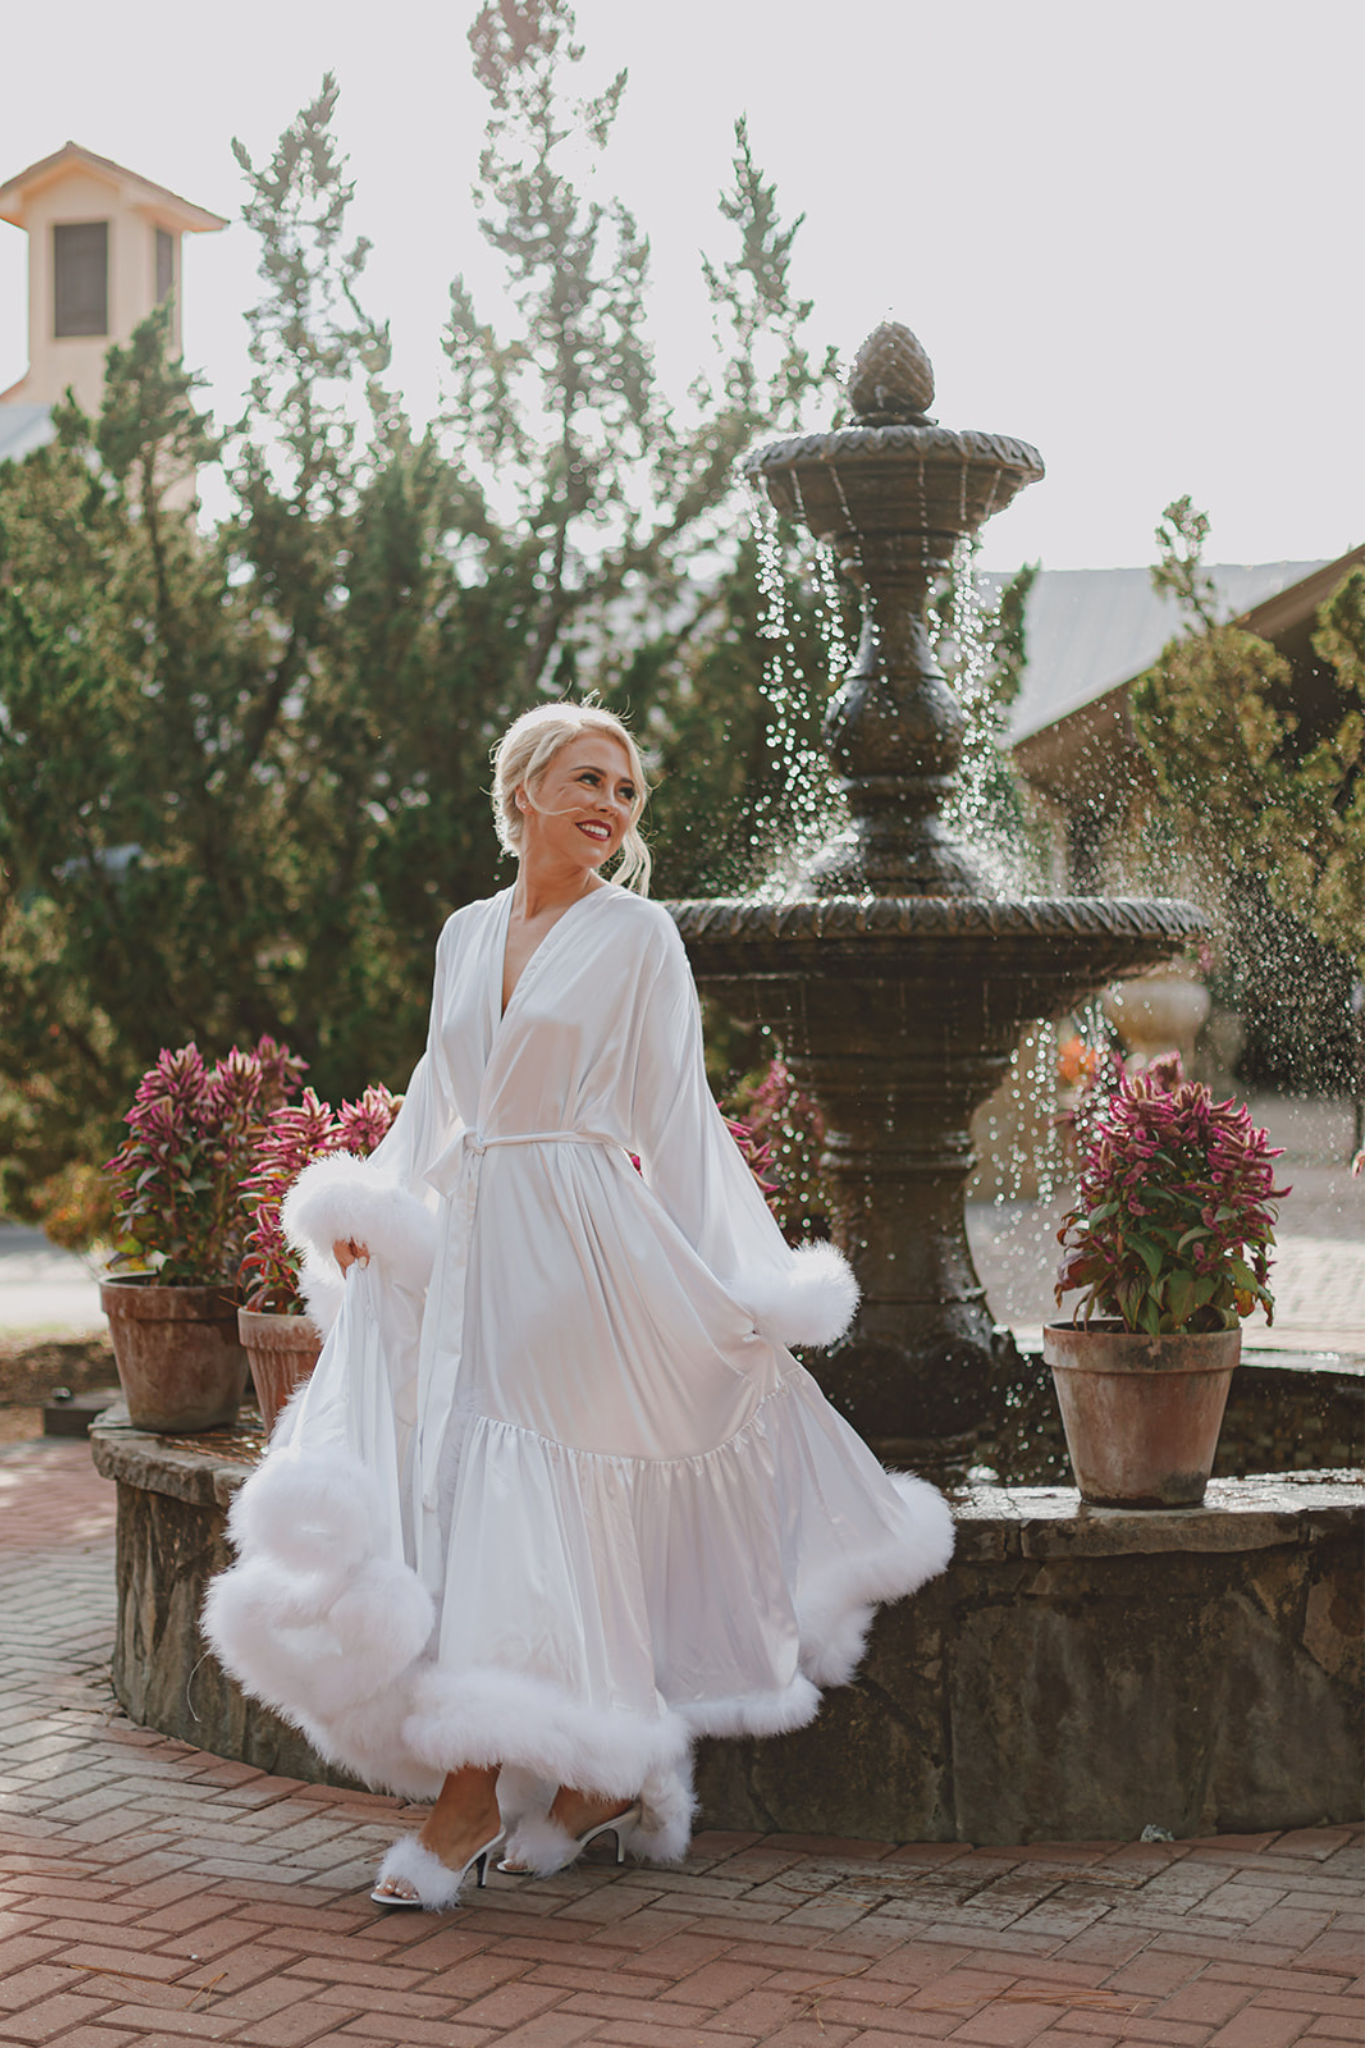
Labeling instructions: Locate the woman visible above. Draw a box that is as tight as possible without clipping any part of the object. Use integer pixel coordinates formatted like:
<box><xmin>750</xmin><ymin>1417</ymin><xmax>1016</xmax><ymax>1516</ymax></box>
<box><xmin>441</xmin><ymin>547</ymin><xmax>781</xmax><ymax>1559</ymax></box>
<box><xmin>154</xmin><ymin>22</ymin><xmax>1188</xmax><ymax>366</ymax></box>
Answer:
<box><xmin>205</xmin><ymin>702</ymin><xmax>953</xmax><ymax>1909</ymax></box>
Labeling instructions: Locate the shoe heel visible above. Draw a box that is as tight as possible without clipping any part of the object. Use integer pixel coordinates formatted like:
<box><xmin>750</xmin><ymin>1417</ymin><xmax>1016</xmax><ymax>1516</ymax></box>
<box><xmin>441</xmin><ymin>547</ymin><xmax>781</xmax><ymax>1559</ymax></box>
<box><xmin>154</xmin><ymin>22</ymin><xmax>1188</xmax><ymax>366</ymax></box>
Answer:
<box><xmin>475</xmin><ymin>1851</ymin><xmax>489</xmax><ymax>1888</ymax></box>
<box><xmin>614</xmin><ymin>1828</ymin><xmax>627</xmax><ymax>1864</ymax></box>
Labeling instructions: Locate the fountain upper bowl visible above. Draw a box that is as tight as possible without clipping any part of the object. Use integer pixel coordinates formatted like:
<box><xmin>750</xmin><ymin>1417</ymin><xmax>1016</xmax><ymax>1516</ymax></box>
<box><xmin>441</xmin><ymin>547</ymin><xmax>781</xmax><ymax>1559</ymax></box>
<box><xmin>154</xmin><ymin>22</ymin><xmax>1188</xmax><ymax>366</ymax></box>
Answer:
<box><xmin>743</xmin><ymin>424</ymin><xmax>1045</xmax><ymax>545</ymax></box>
<box><xmin>669</xmin><ymin>893</ymin><xmax>1208</xmax><ymax>1014</ymax></box>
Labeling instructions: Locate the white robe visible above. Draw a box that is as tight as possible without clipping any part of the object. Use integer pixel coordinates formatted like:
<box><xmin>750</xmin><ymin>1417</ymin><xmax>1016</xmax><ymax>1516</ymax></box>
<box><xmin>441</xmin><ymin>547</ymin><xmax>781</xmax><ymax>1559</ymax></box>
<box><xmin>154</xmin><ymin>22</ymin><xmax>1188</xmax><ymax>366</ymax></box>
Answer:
<box><xmin>204</xmin><ymin>885</ymin><xmax>954</xmax><ymax>1858</ymax></box>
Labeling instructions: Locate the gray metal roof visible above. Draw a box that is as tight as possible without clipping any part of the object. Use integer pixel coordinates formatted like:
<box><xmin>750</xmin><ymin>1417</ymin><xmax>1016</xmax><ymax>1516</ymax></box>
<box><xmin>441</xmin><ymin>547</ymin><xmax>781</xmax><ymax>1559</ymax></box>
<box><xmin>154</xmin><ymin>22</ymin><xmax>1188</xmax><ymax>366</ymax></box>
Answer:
<box><xmin>984</xmin><ymin>561</ymin><xmax>1328</xmax><ymax>744</ymax></box>
<box><xmin>0</xmin><ymin>403</ymin><xmax>57</xmax><ymax>465</ymax></box>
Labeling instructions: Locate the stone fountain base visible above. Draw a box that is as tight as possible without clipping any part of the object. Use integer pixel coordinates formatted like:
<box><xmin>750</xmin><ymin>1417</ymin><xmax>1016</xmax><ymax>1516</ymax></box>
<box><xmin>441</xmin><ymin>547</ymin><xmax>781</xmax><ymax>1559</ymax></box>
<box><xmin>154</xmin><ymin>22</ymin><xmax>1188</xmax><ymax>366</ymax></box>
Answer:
<box><xmin>91</xmin><ymin>1409</ymin><xmax>1362</xmax><ymax>1844</ymax></box>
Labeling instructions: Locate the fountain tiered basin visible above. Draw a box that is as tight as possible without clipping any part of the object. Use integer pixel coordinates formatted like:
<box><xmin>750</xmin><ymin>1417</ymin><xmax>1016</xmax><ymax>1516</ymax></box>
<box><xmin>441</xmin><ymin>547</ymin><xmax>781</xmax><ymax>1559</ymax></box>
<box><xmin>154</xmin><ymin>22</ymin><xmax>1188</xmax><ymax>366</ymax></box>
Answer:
<box><xmin>671</xmin><ymin>893</ymin><xmax>1204</xmax><ymax>1449</ymax></box>
<box><xmin>669</xmin><ymin>322</ymin><xmax>1204</xmax><ymax>1456</ymax></box>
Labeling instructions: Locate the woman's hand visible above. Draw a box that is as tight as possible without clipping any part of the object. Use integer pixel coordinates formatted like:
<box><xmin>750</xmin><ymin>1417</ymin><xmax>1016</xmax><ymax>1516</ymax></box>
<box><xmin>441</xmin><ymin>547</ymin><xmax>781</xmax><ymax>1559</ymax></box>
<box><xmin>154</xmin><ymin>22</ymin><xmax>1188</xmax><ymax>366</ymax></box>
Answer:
<box><xmin>332</xmin><ymin>1238</ymin><xmax>370</xmax><ymax>1274</ymax></box>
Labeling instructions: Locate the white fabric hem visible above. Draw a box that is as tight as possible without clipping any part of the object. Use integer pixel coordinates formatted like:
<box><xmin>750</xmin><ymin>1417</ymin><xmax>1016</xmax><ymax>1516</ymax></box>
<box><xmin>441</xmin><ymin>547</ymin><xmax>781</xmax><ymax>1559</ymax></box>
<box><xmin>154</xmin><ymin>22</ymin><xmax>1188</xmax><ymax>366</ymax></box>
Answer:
<box><xmin>401</xmin><ymin>1664</ymin><xmax>692</xmax><ymax>1802</ymax></box>
<box><xmin>203</xmin><ymin>1415</ymin><xmax>953</xmax><ymax>1856</ymax></box>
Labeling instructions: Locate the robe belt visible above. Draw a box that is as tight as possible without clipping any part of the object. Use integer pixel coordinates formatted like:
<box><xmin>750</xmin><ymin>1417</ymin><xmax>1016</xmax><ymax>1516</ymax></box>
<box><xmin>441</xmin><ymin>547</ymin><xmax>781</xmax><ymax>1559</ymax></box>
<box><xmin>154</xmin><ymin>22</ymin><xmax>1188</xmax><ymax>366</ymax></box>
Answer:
<box><xmin>466</xmin><ymin>1128</ymin><xmax>620</xmax><ymax>1154</ymax></box>
<box><xmin>423</xmin><ymin>1125</ymin><xmax>620</xmax><ymax>1195</ymax></box>
<box><xmin>415</xmin><ymin>1127</ymin><xmax>623</xmax><ymax>1512</ymax></box>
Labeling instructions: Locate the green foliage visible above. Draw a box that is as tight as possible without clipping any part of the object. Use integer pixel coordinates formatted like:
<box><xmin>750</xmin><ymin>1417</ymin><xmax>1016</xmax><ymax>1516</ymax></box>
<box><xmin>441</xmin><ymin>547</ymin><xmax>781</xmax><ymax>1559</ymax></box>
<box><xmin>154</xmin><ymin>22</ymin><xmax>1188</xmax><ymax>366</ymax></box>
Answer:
<box><xmin>0</xmin><ymin>3</ymin><xmax>837</xmax><ymax>1220</ymax></box>
<box><xmin>1149</xmin><ymin>493</ymin><xmax>1219</xmax><ymax>630</ymax></box>
<box><xmin>1131</xmin><ymin>505</ymin><xmax>1364</xmax><ymax>969</ymax></box>
<box><xmin>238</xmin><ymin>1082</ymin><xmax>398</xmax><ymax>1313</ymax></box>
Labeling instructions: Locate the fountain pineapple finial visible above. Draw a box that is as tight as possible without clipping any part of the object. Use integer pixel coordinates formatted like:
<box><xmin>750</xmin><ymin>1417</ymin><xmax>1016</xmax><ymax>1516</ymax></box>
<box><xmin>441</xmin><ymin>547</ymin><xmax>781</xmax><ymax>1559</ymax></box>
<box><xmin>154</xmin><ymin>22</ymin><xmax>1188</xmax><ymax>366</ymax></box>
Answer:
<box><xmin>846</xmin><ymin>321</ymin><xmax>935</xmax><ymax>424</ymax></box>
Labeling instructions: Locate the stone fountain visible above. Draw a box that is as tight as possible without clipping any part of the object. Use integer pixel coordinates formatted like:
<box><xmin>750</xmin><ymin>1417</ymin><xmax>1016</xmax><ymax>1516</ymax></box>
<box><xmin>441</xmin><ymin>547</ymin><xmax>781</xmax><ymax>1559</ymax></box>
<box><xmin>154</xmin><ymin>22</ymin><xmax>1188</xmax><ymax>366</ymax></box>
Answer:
<box><xmin>669</xmin><ymin>322</ymin><xmax>1205</xmax><ymax>1462</ymax></box>
<box><xmin>89</xmin><ymin>320</ymin><xmax>1361</xmax><ymax>1839</ymax></box>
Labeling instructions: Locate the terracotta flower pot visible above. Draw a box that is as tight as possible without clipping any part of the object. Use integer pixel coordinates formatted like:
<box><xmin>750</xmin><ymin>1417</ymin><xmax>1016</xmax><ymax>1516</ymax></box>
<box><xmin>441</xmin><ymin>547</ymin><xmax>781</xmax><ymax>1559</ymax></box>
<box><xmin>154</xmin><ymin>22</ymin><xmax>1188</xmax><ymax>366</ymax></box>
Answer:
<box><xmin>237</xmin><ymin>1307</ymin><xmax>324</xmax><ymax>1437</ymax></box>
<box><xmin>101</xmin><ymin>1277</ymin><xmax>249</xmax><ymax>1433</ymax></box>
<box><xmin>1043</xmin><ymin>1319</ymin><xmax>1241</xmax><ymax>1508</ymax></box>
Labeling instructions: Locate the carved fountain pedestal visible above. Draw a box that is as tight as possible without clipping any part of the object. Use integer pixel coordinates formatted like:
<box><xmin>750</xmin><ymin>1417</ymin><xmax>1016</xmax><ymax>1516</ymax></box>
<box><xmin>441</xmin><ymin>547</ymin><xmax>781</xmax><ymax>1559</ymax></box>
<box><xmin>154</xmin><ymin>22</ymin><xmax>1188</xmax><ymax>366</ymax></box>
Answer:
<box><xmin>669</xmin><ymin>323</ymin><xmax>1205</xmax><ymax>1460</ymax></box>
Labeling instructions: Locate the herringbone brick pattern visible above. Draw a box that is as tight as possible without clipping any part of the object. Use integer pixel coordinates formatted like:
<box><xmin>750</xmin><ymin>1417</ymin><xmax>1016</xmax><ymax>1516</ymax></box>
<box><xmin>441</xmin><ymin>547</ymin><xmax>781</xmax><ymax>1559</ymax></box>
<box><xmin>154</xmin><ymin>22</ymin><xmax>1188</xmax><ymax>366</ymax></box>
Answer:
<box><xmin>1</xmin><ymin>1441</ymin><xmax>1360</xmax><ymax>2048</ymax></box>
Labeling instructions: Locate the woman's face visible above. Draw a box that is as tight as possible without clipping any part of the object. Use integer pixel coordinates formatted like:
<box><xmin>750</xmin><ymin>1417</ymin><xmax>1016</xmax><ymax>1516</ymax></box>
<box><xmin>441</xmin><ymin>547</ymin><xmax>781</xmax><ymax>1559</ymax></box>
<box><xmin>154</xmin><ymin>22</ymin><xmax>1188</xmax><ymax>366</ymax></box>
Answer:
<box><xmin>519</xmin><ymin>734</ymin><xmax>638</xmax><ymax>877</ymax></box>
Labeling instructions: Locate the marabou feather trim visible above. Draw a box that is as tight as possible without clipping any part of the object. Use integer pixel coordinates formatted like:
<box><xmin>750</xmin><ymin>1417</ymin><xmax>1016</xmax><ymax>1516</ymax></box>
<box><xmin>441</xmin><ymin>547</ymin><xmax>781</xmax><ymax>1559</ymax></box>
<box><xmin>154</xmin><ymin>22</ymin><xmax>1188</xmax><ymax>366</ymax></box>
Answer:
<box><xmin>677</xmin><ymin>1673</ymin><xmax>821</xmax><ymax>1740</ymax></box>
<box><xmin>284</xmin><ymin>1155</ymin><xmax>437</xmax><ymax>1294</ymax></box>
<box><xmin>201</xmin><ymin>1449</ymin><xmax>443</xmax><ymax>1801</ymax></box>
<box><xmin>203</xmin><ymin>1433</ymin><xmax>952</xmax><ymax>1857</ymax></box>
<box><xmin>498</xmin><ymin>1811</ymin><xmax>595</xmax><ymax>1878</ymax></box>
<box><xmin>796</xmin><ymin>1470</ymin><xmax>957</xmax><ymax>1686</ymax></box>
<box><xmin>282</xmin><ymin>1153</ymin><xmax>438</xmax><ymax>1311</ymax></box>
<box><xmin>743</xmin><ymin>1239</ymin><xmax>859</xmax><ymax>1349</ymax></box>
<box><xmin>500</xmin><ymin>1776</ymin><xmax>692</xmax><ymax>1872</ymax></box>
<box><xmin>373</xmin><ymin>1829</ymin><xmax>500</xmax><ymax>1910</ymax></box>
<box><xmin>633</xmin><ymin>1755</ymin><xmax>696</xmax><ymax>1863</ymax></box>
<box><xmin>402</xmin><ymin>1664</ymin><xmax>691</xmax><ymax>1805</ymax></box>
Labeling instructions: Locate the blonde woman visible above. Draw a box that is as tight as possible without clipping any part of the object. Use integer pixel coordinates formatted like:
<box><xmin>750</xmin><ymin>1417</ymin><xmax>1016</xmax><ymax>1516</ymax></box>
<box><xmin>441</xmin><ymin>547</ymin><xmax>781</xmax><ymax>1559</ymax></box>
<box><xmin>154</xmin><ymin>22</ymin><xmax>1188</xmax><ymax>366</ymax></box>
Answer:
<box><xmin>206</xmin><ymin>702</ymin><xmax>953</xmax><ymax>1908</ymax></box>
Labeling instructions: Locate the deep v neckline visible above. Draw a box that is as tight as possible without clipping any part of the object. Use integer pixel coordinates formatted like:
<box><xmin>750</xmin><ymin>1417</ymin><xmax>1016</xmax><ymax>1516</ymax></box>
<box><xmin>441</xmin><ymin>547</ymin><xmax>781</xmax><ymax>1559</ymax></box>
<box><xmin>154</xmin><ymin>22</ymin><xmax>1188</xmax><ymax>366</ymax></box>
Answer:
<box><xmin>496</xmin><ymin>884</ymin><xmax>607</xmax><ymax>1026</ymax></box>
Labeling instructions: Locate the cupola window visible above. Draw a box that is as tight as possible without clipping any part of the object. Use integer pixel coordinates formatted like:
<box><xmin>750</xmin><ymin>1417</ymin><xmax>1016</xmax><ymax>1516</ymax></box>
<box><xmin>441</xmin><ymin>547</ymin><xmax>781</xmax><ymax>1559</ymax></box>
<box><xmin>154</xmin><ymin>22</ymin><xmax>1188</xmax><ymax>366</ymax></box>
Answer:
<box><xmin>53</xmin><ymin>220</ymin><xmax>108</xmax><ymax>336</ymax></box>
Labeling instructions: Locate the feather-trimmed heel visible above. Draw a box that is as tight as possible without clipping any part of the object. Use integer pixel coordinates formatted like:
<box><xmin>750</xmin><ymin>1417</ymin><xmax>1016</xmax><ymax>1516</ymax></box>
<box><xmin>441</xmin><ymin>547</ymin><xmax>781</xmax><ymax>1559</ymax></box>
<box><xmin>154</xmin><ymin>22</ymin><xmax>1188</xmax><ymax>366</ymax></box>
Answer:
<box><xmin>371</xmin><ymin>1827</ymin><xmax>504</xmax><ymax>1910</ymax></box>
<box><xmin>498</xmin><ymin>1800</ymin><xmax>642</xmax><ymax>1876</ymax></box>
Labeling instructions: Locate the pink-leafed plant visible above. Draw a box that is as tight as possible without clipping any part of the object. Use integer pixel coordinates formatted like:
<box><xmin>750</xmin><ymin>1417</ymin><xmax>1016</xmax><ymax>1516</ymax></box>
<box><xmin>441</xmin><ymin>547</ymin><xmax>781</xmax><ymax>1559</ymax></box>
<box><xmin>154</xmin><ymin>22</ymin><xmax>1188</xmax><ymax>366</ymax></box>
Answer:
<box><xmin>238</xmin><ymin>1083</ymin><xmax>400</xmax><ymax>1314</ymax></box>
<box><xmin>727</xmin><ymin>1057</ymin><xmax>829</xmax><ymax>1245</ymax></box>
<box><xmin>1055</xmin><ymin>1054</ymin><xmax>1290</xmax><ymax>1336</ymax></box>
<box><xmin>104</xmin><ymin>1038</ymin><xmax>305</xmax><ymax>1285</ymax></box>
<box><xmin>723</xmin><ymin>1115</ymin><xmax>779</xmax><ymax>1203</ymax></box>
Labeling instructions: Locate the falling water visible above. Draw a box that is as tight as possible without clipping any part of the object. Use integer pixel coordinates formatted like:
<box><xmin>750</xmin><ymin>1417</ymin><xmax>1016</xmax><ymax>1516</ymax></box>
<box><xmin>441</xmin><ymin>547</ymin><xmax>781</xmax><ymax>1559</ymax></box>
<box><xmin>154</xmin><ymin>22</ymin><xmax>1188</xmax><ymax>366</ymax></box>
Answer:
<box><xmin>815</xmin><ymin>541</ymin><xmax>851</xmax><ymax>695</ymax></box>
<box><xmin>748</xmin><ymin>501</ymin><xmax>848</xmax><ymax>898</ymax></box>
<box><xmin>940</xmin><ymin>537</ymin><xmax>1037</xmax><ymax>894</ymax></box>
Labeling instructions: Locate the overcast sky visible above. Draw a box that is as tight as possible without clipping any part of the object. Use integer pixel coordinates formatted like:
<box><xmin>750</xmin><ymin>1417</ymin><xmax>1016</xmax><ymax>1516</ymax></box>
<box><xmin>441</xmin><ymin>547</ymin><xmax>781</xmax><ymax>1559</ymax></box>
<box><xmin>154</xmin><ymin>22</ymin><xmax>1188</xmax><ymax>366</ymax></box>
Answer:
<box><xmin>2</xmin><ymin>0</ymin><xmax>1361</xmax><ymax>572</ymax></box>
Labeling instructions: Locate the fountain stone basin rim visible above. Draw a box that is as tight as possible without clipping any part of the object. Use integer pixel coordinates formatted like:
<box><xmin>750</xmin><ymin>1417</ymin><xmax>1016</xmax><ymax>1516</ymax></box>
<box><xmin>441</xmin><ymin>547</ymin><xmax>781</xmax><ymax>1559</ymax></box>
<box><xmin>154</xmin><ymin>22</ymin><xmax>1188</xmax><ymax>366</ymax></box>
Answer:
<box><xmin>669</xmin><ymin>893</ymin><xmax>1208</xmax><ymax>1451</ymax></box>
<box><xmin>670</xmin><ymin>893</ymin><xmax>1208</xmax><ymax>963</ymax></box>
<box><xmin>88</xmin><ymin>1408</ymin><xmax>1364</xmax><ymax>1843</ymax></box>
<box><xmin>743</xmin><ymin>424</ymin><xmax>1045</xmax><ymax>549</ymax></box>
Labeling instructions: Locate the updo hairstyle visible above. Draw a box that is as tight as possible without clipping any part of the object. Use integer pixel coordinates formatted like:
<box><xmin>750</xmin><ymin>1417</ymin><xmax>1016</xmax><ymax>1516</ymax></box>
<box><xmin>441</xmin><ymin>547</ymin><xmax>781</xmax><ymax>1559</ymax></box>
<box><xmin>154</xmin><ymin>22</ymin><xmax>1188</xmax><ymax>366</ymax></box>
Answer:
<box><xmin>490</xmin><ymin>702</ymin><xmax>652</xmax><ymax>894</ymax></box>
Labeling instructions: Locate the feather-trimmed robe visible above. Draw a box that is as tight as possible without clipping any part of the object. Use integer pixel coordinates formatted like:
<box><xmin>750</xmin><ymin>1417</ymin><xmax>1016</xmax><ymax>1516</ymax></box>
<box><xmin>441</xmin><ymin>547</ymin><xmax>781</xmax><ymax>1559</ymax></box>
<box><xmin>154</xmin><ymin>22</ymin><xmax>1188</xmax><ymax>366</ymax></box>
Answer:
<box><xmin>204</xmin><ymin>885</ymin><xmax>954</xmax><ymax>1858</ymax></box>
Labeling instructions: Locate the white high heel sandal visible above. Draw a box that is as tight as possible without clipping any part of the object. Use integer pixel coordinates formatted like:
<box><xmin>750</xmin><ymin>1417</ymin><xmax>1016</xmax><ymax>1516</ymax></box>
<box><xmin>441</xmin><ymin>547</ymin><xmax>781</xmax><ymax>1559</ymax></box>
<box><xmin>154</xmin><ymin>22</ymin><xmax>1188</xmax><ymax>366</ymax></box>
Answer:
<box><xmin>498</xmin><ymin>1800</ymin><xmax>642</xmax><ymax>1877</ymax></box>
<box><xmin>370</xmin><ymin>1826</ymin><xmax>505</xmax><ymax>1910</ymax></box>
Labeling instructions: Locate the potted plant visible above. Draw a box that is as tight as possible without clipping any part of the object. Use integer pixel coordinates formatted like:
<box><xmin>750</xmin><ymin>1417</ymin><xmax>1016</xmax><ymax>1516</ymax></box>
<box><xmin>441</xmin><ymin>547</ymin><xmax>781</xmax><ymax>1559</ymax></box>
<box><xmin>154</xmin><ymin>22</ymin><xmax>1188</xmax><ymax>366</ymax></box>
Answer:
<box><xmin>1045</xmin><ymin>1053</ymin><xmax>1288</xmax><ymax>1507</ymax></box>
<box><xmin>101</xmin><ymin>1038</ymin><xmax>304</xmax><ymax>1432</ymax></box>
<box><xmin>238</xmin><ymin>1083</ymin><xmax>399</xmax><ymax>1434</ymax></box>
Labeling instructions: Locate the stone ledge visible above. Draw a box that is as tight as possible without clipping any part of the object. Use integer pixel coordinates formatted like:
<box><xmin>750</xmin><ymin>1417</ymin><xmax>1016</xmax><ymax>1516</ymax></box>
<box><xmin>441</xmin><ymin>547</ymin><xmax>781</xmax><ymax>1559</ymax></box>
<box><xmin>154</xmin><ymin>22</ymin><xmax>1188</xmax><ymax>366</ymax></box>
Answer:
<box><xmin>87</xmin><ymin>1405</ymin><xmax>1362</xmax><ymax>1841</ymax></box>
<box><xmin>91</xmin><ymin>1408</ymin><xmax>255</xmax><ymax>1511</ymax></box>
<box><xmin>950</xmin><ymin>1473</ymin><xmax>1363</xmax><ymax>1561</ymax></box>
<box><xmin>91</xmin><ymin>1405</ymin><xmax>1362</xmax><ymax>1560</ymax></box>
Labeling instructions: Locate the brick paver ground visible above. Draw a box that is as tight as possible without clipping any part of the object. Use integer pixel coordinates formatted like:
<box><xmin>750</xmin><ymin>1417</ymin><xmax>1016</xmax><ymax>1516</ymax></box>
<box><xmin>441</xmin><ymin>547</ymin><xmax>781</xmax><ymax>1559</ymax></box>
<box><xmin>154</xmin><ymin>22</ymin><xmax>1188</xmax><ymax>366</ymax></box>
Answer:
<box><xmin>1</xmin><ymin>1442</ymin><xmax>1360</xmax><ymax>2048</ymax></box>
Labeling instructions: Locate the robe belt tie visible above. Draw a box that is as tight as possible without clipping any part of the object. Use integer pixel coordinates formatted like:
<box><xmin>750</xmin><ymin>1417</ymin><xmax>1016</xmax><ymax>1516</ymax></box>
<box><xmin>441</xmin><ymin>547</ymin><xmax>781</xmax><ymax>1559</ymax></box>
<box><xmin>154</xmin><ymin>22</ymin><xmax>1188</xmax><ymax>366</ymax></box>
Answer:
<box><xmin>423</xmin><ymin>1126</ymin><xmax>620</xmax><ymax>1195</ymax></box>
<box><xmin>464</xmin><ymin>1129</ymin><xmax>619</xmax><ymax>1156</ymax></box>
<box><xmin>415</xmin><ymin>1127</ymin><xmax>624</xmax><ymax>1515</ymax></box>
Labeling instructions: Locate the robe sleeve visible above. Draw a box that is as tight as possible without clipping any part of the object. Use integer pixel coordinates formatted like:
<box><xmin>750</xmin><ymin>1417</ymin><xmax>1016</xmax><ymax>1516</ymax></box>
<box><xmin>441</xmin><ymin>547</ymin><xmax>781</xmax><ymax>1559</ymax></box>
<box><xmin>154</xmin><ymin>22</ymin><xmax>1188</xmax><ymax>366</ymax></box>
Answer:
<box><xmin>282</xmin><ymin>918</ymin><xmax>463</xmax><ymax>1330</ymax></box>
<box><xmin>631</xmin><ymin>915</ymin><xmax>857</xmax><ymax>1350</ymax></box>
